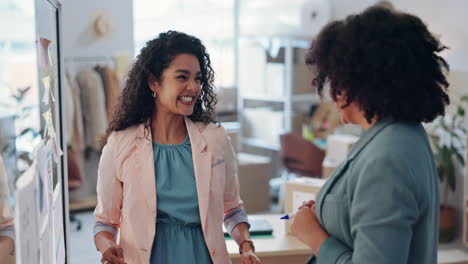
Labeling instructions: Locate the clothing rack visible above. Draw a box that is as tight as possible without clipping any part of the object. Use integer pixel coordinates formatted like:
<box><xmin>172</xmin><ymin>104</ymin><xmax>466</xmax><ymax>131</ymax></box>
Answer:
<box><xmin>64</xmin><ymin>56</ymin><xmax>116</xmax><ymax>74</ymax></box>
<box><xmin>64</xmin><ymin>55</ymin><xmax>114</xmax><ymax>62</ymax></box>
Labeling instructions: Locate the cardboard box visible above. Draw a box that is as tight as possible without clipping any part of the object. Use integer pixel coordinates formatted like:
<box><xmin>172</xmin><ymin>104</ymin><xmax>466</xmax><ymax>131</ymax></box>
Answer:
<box><xmin>242</xmin><ymin>108</ymin><xmax>283</xmax><ymax>147</ymax></box>
<box><xmin>265</xmin><ymin>63</ymin><xmax>285</xmax><ymax>98</ymax></box>
<box><xmin>284</xmin><ymin>177</ymin><xmax>327</xmax><ymax>233</ymax></box>
<box><xmin>321</xmin><ymin>134</ymin><xmax>358</xmax><ymax>178</ymax></box>
<box><xmin>322</xmin><ymin>158</ymin><xmax>340</xmax><ymax>179</ymax></box>
<box><xmin>293</xmin><ymin>64</ymin><xmax>314</xmax><ymax>94</ymax></box>
<box><xmin>325</xmin><ymin>134</ymin><xmax>359</xmax><ymax>163</ymax></box>
<box><xmin>216</xmin><ymin>87</ymin><xmax>238</xmax><ymax>113</ymax></box>
<box><xmin>237</xmin><ymin>153</ymin><xmax>272</xmax><ymax>213</ymax></box>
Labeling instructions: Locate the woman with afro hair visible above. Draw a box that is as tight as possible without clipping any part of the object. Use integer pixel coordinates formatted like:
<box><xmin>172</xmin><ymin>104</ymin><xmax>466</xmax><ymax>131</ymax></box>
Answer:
<box><xmin>93</xmin><ymin>31</ymin><xmax>260</xmax><ymax>264</ymax></box>
<box><xmin>291</xmin><ymin>5</ymin><xmax>449</xmax><ymax>264</ymax></box>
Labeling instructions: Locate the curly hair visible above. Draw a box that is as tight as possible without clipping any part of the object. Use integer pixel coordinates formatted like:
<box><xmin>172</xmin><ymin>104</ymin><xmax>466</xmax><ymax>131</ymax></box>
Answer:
<box><xmin>306</xmin><ymin>6</ymin><xmax>450</xmax><ymax>123</ymax></box>
<box><xmin>104</xmin><ymin>31</ymin><xmax>218</xmax><ymax>142</ymax></box>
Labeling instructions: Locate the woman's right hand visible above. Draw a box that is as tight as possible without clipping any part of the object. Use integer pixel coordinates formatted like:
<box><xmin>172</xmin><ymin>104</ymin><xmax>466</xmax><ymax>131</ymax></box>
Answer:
<box><xmin>298</xmin><ymin>200</ymin><xmax>315</xmax><ymax>211</ymax></box>
<box><xmin>101</xmin><ymin>244</ymin><xmax>126</xmax><ymax>264</ymax></box>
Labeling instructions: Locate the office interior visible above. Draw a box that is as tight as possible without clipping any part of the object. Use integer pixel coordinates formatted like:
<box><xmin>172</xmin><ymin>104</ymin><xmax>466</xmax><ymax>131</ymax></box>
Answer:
<box><xmin>0</xmin><ymin>0</ymin><xmax>467</xmax><ymax>263</ymax></box>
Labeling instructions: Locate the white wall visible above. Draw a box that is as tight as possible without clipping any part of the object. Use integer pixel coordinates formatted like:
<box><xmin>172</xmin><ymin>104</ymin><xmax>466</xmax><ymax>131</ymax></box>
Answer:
<box><xmin>61</xmin><ymin>0</ymin><xmax>134</xmax><ymax>58</ymax></box>
<box><xmin>392</xmin><ymin>0</ymin><xmax>468</xmax><ymax>72</ymax></box>
<box><xmin>330</xmin><ymin>0</ymin><xmax>468</xmax><ymax>72</ymax></box>
<box><xmin>329</xmin><ymin>0</ymin><xmax>378</xmax><ymax>20</ymax></box>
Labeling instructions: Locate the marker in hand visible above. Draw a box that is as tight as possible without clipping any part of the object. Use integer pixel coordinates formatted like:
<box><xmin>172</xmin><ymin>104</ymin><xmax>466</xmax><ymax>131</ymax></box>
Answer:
<box><xmin>281</xmin><ymin>200</ymin><xmax>315</xmax><ymax>220</ymax></box>
<box><xmin>280</xmin><ymin>212</ymin><xmax>296</xmax><ymax>220</ymax></box>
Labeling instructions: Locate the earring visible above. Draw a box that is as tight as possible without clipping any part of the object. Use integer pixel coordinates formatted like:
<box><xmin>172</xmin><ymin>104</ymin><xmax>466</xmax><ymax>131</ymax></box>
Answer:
<box><xmin>152</xmin><ymin>91</ymin><xmax>156</xmax><ymax>98</ymax></box>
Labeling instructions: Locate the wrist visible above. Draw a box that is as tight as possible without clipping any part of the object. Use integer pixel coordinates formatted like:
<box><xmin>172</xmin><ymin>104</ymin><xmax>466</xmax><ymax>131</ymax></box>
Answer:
<box><xmin>239</xmin><ymin>239</ymin><xmax>255</xmax><ymax>254</ymax></box>
<box><xmin>310</xmin><ymin>232</ymin><xmax>330</xmax><ymax>256</ymax></box>
<box><xmin>0</xmin><ymin>236</ymin><xmax>14</xmax><ymax>255</ymax></box>
<box><xmin>99</xmin><ymin>239</ymin><xmax>117</xmax><ymax>253</ymax></box>
<box><xmin>103</xmin><ymin>242</ymin><xmax>117</xmax><ymax>252</ymax></box>
<box><xmin>95</xmin><ymin>231</ymin><xmax>117</xmax><ymax>253</ymax></box>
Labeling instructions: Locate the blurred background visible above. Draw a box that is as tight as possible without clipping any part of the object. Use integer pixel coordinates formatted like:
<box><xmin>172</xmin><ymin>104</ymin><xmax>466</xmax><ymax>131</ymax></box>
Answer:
<box><xmin>0</xmin><ymin>0</ymin><xmax>467</xmax><ymax>263</ymax></box>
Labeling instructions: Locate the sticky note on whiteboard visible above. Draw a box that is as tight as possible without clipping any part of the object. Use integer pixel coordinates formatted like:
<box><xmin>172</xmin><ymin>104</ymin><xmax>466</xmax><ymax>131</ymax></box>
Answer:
<box><xmin>292</xmin><ymin>191</ymin><xmax>315</xmax><ymax>213</ymax></box>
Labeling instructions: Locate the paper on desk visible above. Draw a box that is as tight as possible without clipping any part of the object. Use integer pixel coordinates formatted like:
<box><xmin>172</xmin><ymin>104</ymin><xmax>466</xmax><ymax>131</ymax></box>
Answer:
<box><xmin>292</xmin><ymin>191</ymin><xmax>315</xmax><ymax>213</ymax></box>
<box><xmin>15</xmin><ymin>165</ymin><xmax>40</xmax><ymax>264</ymax></box>
<box><xmin>52</xmin><ymin>185</ymin><xmax>65</xmax><ymax>264</ymax></box>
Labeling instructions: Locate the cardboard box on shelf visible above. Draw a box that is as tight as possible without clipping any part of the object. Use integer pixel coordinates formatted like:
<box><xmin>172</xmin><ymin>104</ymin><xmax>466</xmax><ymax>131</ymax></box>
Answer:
<box><xmin>216</xmin><ymin>87</ymin><xmax>238</xmax><ymax>113</ymax></box>
<box><xmin>265</xmin><ymin>63</ymin><xmax>285</xmax><ymax>98</ymax></box>
<box><xmin>237</xmin><ymin>153</ymin><xmax>272</xmax><ymax>213</ymax></box>
<box><xmin>321</xmin><ymin>134</ymin><xmax>358</xmax><ymax>178</ymax></box>
<box><xmin>284</xmin><ymin>177</ymin><xmax>327</xmax><ymax>233</ymax></box>
<box><xmin>322</xmin><ymin>158</ymin><xmax>340</xmax><ymax>179</ymax></box>
<box><xmin>325</xmin><ymin>134</ymin><xmax>359</xmax><ymax>163</ymax></box>
<box><xmin>293</xmin><ymin>64</ymin><xmax>314</xmax><ymax>94</ymax></box>
<box><xmin>242</xmin><ymin>108</ymin><xmax>284</xmax><ymax>147</ymax></box>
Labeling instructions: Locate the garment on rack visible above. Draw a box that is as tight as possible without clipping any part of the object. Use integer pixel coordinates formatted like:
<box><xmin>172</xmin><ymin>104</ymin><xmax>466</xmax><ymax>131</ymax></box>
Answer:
<box><xmin>67</xmin><ymin>149</ymin><xmax>83</xmax><ymax>191</ymax></box>
<box><xmin>76</xmin><ymin>67</ymin><xmax>108</xmax><ymax>152</ymax></box>
<box><xmin>63</xmin><ymin>70</ymin><xmax>74</xmax><ymax>147</ymax></box>
<box><xmin>94</xmin><ymin>66</ymin><xmax>121</xmax><ymax>122</ymax></box>
<box><xmin>66</xmin><ymin>70</ymin><xmax>86</xmax><ymax>152</ymax></box>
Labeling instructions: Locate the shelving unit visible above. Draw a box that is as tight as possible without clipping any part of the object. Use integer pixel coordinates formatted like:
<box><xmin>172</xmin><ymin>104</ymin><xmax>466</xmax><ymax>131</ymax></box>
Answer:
<box><xmin>237</xmin><ymin>36</ymin><xmax>320</xmax><ymax>151</ymax></box>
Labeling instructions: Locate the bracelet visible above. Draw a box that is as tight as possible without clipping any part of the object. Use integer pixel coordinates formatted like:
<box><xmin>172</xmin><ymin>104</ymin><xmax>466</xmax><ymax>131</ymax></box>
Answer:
<box><xmin>239</xmin><ymin>239</ymin><xmax>255</xmax><ymax>254</ymax></box>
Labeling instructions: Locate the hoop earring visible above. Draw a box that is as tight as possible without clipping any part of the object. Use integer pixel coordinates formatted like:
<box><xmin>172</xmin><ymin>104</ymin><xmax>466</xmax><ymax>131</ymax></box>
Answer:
<box><xmin>152</xmin><ymin>91</ymin><xmax>156</xmax><ymax>98</ymax></box>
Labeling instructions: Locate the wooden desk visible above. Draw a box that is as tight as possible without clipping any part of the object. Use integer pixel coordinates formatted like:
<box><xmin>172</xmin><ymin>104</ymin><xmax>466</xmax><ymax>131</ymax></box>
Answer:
<box><xmin>226</xmin><ymin>214</ymin><xmax>311</xmax><ymax>264</ymax></box>
<box><xmin>226</xmin><ymin>214</ymin><xmax>468</xmax><ymax>264</ymax></box>
<box><xmin>438</xmin><ymin>241</ymin><xmax>468</xmax><ymax>264</ymax></box>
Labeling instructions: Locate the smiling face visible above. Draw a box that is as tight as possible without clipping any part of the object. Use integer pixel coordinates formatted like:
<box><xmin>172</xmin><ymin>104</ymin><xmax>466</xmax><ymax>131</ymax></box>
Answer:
<box><xmin>149</xmin><ymin>53</ymin><xmax>202</xmax><ymax>117</ymax></box>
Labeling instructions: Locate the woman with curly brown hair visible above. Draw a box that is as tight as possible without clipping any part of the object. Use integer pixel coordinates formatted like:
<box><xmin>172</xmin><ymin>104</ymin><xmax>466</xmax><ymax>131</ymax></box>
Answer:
<box><xmin>290</xmin><ymin>5</ymin><xmax>449</xmax><ymax>264</ymax></box>
<box><xmin>93</xmin><ymin>31</ymin><xmax>260</xmax><ymax>264</ymax></box>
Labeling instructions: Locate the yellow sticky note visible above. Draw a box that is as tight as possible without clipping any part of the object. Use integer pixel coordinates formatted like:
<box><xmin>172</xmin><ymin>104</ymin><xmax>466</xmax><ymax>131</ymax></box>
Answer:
<box><xmin>42</xmin><ymin>76</ymin><xmax>51</xmax><ymax>105</ymax></box>
<box><xmin>42</xmin><ymin>109</ymin><xmax>56</xmax><ymax>139</ymax></box>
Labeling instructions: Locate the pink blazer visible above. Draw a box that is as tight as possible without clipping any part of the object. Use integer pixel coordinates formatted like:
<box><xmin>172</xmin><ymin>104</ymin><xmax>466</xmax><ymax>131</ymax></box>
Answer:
<box><xmin>94</xmin><ymin>118</ymin><xmax>243</xmax><ymax>263</ymax></box>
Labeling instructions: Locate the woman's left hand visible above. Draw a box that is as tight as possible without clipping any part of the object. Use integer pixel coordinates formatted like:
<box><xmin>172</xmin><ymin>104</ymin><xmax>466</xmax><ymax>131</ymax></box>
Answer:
<box><xmin>290</xmin><ymin>205</ymin><xmax>330</xmax><ymax>255</ymax></box>
<box><xmin>240</xmin><ymin>251</ymin><xmax>261</xmax><ymax>264</ymax></box>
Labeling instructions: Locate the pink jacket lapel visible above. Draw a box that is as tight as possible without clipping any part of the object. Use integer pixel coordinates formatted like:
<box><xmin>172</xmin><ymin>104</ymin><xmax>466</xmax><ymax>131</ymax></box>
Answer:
<box><xmin>134</xmin><ymin>124</ymin><xmax>157</xmax><ymax>219</ymax></box>
<box><xmin>185</xmin><ymin>118</ymin><xmax>212</xmax><ymax>230</ymax></box>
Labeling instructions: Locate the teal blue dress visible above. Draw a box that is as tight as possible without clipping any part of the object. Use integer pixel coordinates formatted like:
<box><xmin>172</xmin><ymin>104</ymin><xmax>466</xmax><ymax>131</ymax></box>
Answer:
<box><xmin>149</xmin><ymin>137</ymin><xmax>213</xmax><ymax>264</ymax></box>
